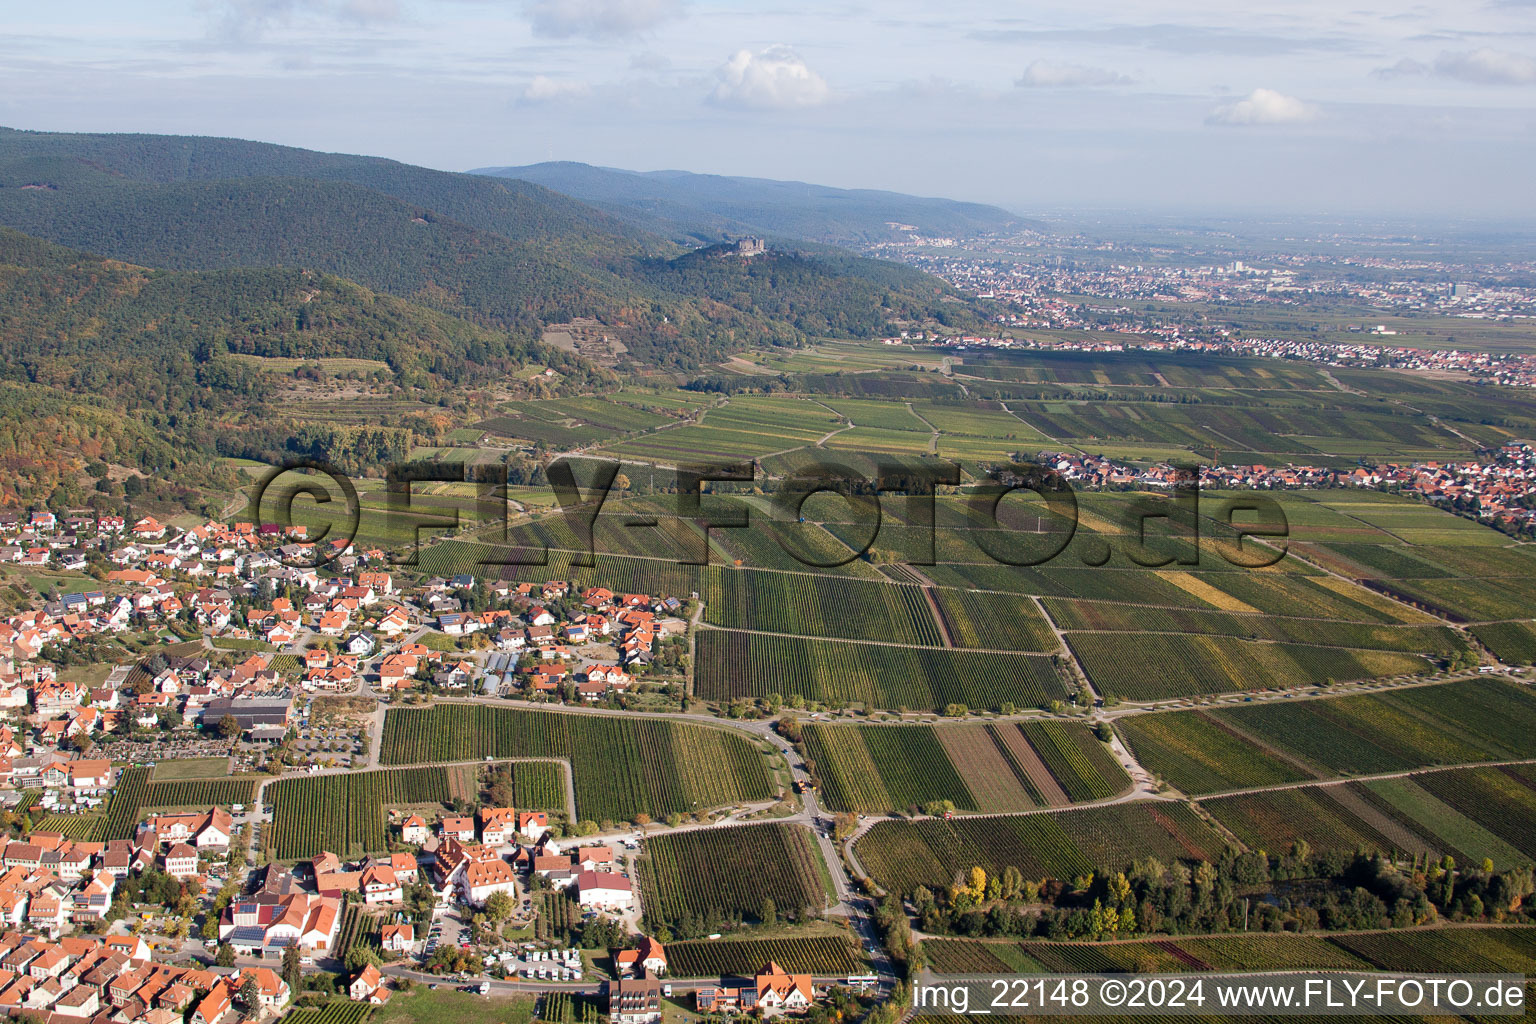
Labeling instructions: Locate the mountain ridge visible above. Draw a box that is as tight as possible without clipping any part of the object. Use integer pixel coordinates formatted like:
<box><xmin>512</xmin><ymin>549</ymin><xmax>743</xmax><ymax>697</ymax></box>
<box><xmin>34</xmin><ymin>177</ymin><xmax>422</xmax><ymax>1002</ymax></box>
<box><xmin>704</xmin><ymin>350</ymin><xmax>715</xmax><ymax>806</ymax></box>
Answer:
<box><xmin>0</xmin><ymin>127</ymin><xmax>990</xmax><ymax>368</ymax></box>
<box><xmin>472</xmin><ymin>159</ymin><xmax>1041</xmax><ymax>245</ymax></box>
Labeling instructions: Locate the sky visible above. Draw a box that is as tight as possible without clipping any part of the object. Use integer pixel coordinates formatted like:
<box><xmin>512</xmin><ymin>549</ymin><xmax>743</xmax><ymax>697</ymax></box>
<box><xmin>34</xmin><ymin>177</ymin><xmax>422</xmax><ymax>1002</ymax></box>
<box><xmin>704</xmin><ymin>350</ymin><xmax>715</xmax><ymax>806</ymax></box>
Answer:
<box><xmin>3</xmin><ymin>0</ymin><xmax>1535</xmax><ymax>219</ymax></box>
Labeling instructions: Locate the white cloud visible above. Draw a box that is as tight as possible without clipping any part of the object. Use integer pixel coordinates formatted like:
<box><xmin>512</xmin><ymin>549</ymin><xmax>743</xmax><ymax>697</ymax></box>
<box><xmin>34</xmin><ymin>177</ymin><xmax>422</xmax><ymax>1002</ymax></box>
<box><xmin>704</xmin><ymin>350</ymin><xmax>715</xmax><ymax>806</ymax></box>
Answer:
<box><xmin>335</xmin><ymin>0</ymin><xmax>398</xmax><ymax>22</ymax></box>
<box><xmin>519</xmin><ymin>75</ymin><xmax>590</xmax><ymax>102</ymax></box>
<box><xmin>628</xmin><ymin>50</ymin><xmax>672</xmax><ymax>73</ymax></box>
<box><xmin>709</xmin><ymin>45</ymin><xmax>829</xmax><ymax>110</ymax></box>
<box><xmin>522</xmin><ymin>0</ymin><xmax>682</xmax><ymax>40</ymax></box>
<box><xmin>1015</xmin><ymin>60</ymin><xmax>1133</xmax><ymax>88</ymax></box>
<box><xmin>206</xmin><ymin>0</ymin><xmax>397</xmax><ymax>43</ymax></box>
<box><xmin>1371</xmin><ymin>57</ymin><xmax>1429</xmax><ymax>79</ymax></box>
<box><xmin>1434</xmin><ymin>48</ymin><xmax>1536</xmax><ymax>85</ymax></box>
<box><xmin>1206</xmin><ymin>87</ymin><xmax>1318</xmax><ymax>126</ymax></box>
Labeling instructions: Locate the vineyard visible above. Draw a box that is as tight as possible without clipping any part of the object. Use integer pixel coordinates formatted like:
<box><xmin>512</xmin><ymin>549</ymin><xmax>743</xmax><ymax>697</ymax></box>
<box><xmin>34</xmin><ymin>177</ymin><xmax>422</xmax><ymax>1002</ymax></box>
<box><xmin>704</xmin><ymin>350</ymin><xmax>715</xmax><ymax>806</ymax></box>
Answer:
<box><xmin>282</xmin><ymin>1004</ymin><xmax>375</xmax><ymax>1024</ymax></box>
<box><xmin>703</xmin><ymin>570</ymin><xmax>942</xmax><ymax>646</ymax></box>
<box><xmin>533</xmin><ymin>891</ymin><xmax>581</xmax><ymax>945</ymax></box>
<box><xmin>928</xmin><ymin>589</ymin><xmax>1058</xmax><ymax>651</ymax></box>
<box><xmin>1043</xmin><ymin>598</ymin><xmax>1467</xmax><ymax>655</ymax></box>
<box><xmin>665</xmin><ymin>936</ymin><xmax>866</xmax><ymax>977</ymax></box>
<box><xmin>507</xmin><ymin>761</ymin><xmax>567</xmax><ymax>811</ymax></box>
<box><xmin>33</xmin><ymin>812</ymin><xmax>104</xmax><ymax>840</ymax></box>
<box><xmin>854</xmin><ymin>803</ymin><xmax>1227</xmax><ymax>896</ymax></box>
<box><xmin>1114</xmin><ymin>711</ymin><xmax>1313</xmax><ymax>795</ymax></box>
<box><xmin>418</xmin><ymin>542</ymin><xmax>702</xmax><ymax>599</ymax></box>
<box><xmin>1117</xmin><ymin>678</ymin><xmax>1536</xmax><ymax>795</ymax></box>
<box><xmin>100</xmin><ymin>768</ymin><xmax>262</xmax><ymax>841</ymax></box>
<box><xmin>379</xmin><ymin>705</ymin><xmax>772</xmax><ymax>824</ymax></box>
<box><xmin>265</xmin><ymin>766</ymin><xmax>468</xmax><ymax>860</ymax></box>
<box><xmin>922</xmin><ymin>939</ymin><xmax>1027</xmax><ymax>975</ymax></box>
<box><xmin>335</xmin><ymin>903</ymin><xmax>383</xmax><ymax>959</ymax></box>
<box><xmin>1328</xmin><ymin>927</ymin><xmax>1536</xmax><ymax>974</ymax></box>
<box><xmin>538</xmin><ymin>992</ymin><xmax>602</xmax><ymax>1024</ymax></box>
<box><xmin>922</xmin><ymin>928</ymin><xmax>1536</xmax><ymax>977</ymax></box>
<box><xmin>1016</xmin><ymin>721</ymin><xmax>1125</xmax><ymax>802</ymax></box>
<box><xmin>1201</xmin><ymin>764</ymin><xmax>1536</xmax><ymax>867</ymax></box>
<box><xmin>696</xmin><ymin>630</ymin><xmax>1070</xmax><ymax>711</ymax></box>
<box><xmin>802</xmin><ymin>721</ymin><xmax>1128</xmax><ymax>814</ymax></box>
<box><xmin>1471</xmin><ymin>620</ymin><xmax>1536</xmax><ymax>664</ymax></box>
<box><xmin>636</xmin><ymin>823</ymin><xmax>830</xmax><ymax>934</ymax></box>
<box><xmin>1065</xmin><ymin>632</ymin><xmax>1430</xmax><ymax>701</ymax></box>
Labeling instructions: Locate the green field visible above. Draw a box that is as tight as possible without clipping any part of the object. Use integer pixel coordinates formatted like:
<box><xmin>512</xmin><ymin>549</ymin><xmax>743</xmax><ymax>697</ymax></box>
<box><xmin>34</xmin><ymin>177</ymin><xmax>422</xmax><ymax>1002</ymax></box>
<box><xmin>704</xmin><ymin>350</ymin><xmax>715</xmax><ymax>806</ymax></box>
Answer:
<box><xmin>151</xmin><ymin>757</ymin><xmax>233</xmax><ymax>780</ymax></box>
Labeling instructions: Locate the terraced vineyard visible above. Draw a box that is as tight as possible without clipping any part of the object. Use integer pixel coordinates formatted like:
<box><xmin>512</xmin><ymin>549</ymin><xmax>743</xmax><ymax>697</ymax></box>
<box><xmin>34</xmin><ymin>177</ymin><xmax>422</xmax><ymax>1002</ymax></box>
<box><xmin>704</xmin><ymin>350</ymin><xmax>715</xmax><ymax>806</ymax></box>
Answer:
<box><xmin>379</xmin><ymin>705</ymin><xmax>772</xmax><ymax>824</ymax></box>
<box><xmin>1066</xmin><ymin>632</ymin><xmax>1431</xmax><ymax>701</ymax></box>
<box><xmin>665</xmin><ymin>936</ymin><xmax>865</xmax><ymax>977</ymax></box>
<box><xmin>697</xmin><ymin>629</ymin><xmax>1071</xmax><ymax>711</ymax></box>
<box><xmin>1117</xmin><ymin>678</ymin><xmax>1536</xmax><ymax>795</ymax></box>
<box><xmin>854</xmin><ymin>802</ymin><xmax>1227</xmax><ymax>896</ymax></box>
<box><xmin>1202</xmin><ymin>763</ymin><xmax>1536</xmax><ymax>867</ymax></box>
<box><xmin>636</xmin><ymin>823</ymin><xmax>830</xmax><ymax>933</ymax></box>
<box><xmin>803</xmin><ymin>721</ymin><xmax>1128</xmax><ymax>814</ymax></box>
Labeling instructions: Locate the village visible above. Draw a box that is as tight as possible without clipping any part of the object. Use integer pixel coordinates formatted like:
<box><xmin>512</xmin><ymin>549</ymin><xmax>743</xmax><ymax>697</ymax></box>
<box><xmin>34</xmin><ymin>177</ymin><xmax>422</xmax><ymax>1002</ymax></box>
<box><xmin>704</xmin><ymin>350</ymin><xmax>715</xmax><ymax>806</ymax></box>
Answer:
<box><xmin>0</xmin><ymin>512</ymin><xmax>847</xmax><ymax>1024</ymax></box>
<box><xmin>0</xmin><ymin>802</ymin><xmax>823</xmax><ymax>1024</ymax></box>
<box><xmin>1038</xmin><ymin>442</ymin><xmax>1536</xmax><ymax>534</ymax></box>
<box><xmin>0</xmin><ymin>429</ymin><xmax>1528</xmax><ymax>1024</ymax></box>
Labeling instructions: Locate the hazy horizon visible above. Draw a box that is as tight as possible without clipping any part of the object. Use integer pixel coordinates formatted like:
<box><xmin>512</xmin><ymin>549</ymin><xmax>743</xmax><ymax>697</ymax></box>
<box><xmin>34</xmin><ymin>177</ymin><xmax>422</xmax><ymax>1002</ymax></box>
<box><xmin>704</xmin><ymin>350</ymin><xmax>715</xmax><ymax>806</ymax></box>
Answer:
<box><xmin>5</xmin><ymin>0</ymin><xmax>1535</xmax><ymax>220</ymax></box>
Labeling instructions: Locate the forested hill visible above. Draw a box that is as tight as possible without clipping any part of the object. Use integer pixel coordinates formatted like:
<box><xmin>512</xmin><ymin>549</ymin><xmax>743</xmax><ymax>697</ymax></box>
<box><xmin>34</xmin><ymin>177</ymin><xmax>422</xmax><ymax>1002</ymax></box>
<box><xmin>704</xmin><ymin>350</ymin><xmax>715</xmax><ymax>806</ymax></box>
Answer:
<box><xmin>0</xmin><ymin>128</ymin><xmax>989</xmax><ymax>367</ymax></box>
<box><xmin>0</xmin><ymin>226</ymin><xmax>602</xmax><ymax>510</ymax></box>
<box><xmin>0</xmin><ymin>154</ymin><xmax>636</xmax><ymax>336</ymax></box>
<box><xmin>0</xmin><ymin>227</ymin><xmax>602</xmax><ymax>395</ymax></box>
<box><xmin>475</xmin><ymin>161</ymin><xmax>1035</xmax><ymax>246</ymax></box>
<box><xmin>623</xmin><ymin>245</ymin><xmax>970</xmax><ymax>366</ymax></box>
<box><xmin>0</xmin><ymin>127</ymin><xmax>649</xmax><ymax>253</ymax></box>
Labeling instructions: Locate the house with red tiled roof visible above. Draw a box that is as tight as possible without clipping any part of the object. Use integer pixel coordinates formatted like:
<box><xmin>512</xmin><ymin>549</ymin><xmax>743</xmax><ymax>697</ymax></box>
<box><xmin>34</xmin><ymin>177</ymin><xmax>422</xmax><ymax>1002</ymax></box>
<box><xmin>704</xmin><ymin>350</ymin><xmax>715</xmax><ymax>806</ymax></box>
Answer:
<box><xmin>380</xmin><ymin>923</ymin><xmax>414</xmax><ymax>954</ymax></box>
